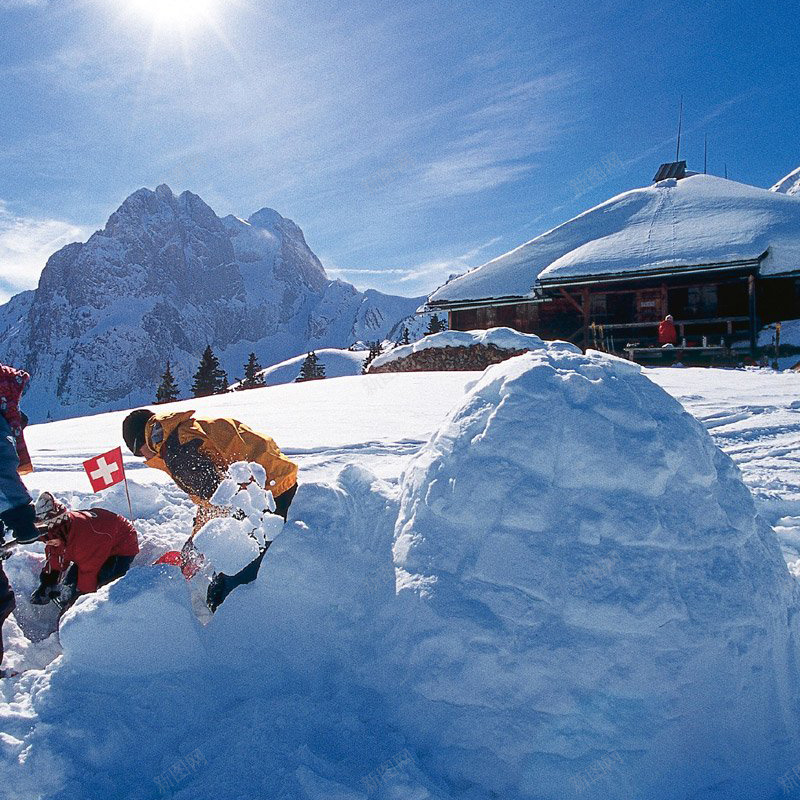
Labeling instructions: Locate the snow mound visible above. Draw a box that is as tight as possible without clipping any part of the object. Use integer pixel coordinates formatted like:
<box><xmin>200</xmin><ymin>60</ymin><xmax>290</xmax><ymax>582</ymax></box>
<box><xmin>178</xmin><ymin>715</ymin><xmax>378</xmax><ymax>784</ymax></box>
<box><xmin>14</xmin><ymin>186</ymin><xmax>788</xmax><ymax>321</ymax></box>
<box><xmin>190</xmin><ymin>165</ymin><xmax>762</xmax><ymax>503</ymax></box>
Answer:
<box><xmin>391</xmin><ymin>345</ymin><xmax>800</xmax><ymax>798</ymax></box>
<box><xmin>10</xmin><ymin>350</ymin><xmax>800</xmax><ymax>799</ymax></box>
<box><xmin>230</xmin><ymin>348</ymin><xmax>368</xmax><ymax>389</ymax></box>
<box><xmin>207</xmin><ymin>464</ymin><xmax>399</xmax><ymax>673</ymax></box>
<box><xmin>370</xmin><ymin>326</ymin><xmax>546</xmax><ymax>370</ymax></box>
<box><xmin>9</xmin><ymin>467</ymin><xmax>413</xmax><ymax>800</ymax></box>
<box><xmin>58</xmin><ymin>567</ymin><xmax>208</xmax><ymax>675</ymax></box>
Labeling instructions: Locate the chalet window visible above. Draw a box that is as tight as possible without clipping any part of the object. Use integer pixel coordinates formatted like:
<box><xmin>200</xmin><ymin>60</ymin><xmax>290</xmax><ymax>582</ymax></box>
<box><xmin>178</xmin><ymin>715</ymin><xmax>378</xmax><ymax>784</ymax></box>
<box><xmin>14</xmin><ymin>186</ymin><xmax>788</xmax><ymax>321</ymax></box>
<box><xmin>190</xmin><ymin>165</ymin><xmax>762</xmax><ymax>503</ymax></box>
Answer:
<box><xmin>686</xmin><ymin>285</ymin><xmax>717</xmax><ymax>316</ymax></box>
<box><xmin>589</xmin><ymin>294</ymin><xmax>607</xmax><ymax>319</ymax></box>
<box><xmin>607</xmin><ymin>292</ymin><xmax>636</xmax><ymax>324</ymax></box>
<box><xmin>668</xmin><ymin>287</ymin><xmax>688</xmax><ymax>317</ymax></box>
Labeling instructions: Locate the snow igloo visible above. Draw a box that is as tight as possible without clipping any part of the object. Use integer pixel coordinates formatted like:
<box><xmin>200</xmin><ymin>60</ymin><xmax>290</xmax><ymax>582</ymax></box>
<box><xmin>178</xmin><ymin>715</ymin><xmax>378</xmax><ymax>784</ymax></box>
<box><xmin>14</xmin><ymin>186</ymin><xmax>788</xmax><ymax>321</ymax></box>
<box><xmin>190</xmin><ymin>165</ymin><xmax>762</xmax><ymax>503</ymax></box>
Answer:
<box><xmin>391</xmin><ymin>343</ymin><xmax>800</xmax><ymax>800</ymax></box>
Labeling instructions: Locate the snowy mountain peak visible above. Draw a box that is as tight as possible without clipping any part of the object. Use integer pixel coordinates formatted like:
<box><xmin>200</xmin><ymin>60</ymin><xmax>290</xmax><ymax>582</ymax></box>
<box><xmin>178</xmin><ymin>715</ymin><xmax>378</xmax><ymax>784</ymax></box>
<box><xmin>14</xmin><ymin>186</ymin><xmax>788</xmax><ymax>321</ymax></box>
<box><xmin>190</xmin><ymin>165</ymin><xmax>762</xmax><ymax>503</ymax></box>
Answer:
<box><xmin>106</xmin><ymin>184</ymin><xmax>224</xmax><ymax>243</ymax></box>
<box><xmin>247</xmin><ymin>207</ymin><xmax>286</xmax><ymax>228</ymax></box>
<box><xmin>0</xmin><ymin>186</ymin><xmax>425</xmax><ymax>421</ymax></box>
<box><xmin>771</xmin><ymin>166</ymin><xmax>800</xmax><ymax>196</ymax></box>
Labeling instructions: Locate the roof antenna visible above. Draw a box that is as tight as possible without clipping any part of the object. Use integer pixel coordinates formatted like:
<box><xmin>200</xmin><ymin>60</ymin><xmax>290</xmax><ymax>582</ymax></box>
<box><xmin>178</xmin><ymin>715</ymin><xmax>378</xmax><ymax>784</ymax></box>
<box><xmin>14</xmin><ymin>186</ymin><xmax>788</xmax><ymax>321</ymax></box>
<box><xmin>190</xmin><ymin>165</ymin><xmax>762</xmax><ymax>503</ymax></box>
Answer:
<box><xmin>703</xmin><ymin>133</ymin><xmax>708</xmax><ymax>174</ymax></box>
<box><xmin>675</xmin><ymin>95</ymin><xmax>683</xmax><ymax>162</ymax></box>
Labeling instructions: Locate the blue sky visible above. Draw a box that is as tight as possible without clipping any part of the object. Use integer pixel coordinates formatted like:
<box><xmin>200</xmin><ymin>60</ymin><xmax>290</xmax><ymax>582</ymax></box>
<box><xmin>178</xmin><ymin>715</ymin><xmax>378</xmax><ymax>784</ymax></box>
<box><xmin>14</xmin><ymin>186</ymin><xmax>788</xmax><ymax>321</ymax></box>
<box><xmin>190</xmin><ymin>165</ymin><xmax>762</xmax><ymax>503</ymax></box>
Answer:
<box><xmin>0</xmin><ymin>0</ymin><xmax>798</xmax><ymax>302</ymax></box>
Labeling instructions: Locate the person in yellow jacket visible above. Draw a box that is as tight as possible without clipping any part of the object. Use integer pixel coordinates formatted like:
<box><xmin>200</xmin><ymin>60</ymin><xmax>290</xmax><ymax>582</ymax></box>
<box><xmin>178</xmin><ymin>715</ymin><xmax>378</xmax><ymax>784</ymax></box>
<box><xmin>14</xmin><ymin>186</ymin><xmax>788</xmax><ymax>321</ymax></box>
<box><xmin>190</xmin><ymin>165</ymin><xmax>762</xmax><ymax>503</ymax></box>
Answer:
<box><xmin>121</xmin><ymin>408</ymin><xmax>298</xmax><ymax>610</ymax></box>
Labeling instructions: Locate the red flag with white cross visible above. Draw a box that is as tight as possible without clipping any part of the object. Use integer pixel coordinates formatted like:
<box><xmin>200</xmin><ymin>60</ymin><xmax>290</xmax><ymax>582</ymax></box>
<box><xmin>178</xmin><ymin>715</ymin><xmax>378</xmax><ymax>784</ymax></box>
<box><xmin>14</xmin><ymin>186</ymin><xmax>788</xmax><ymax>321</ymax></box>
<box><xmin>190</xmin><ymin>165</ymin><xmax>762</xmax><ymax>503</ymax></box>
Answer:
<box><xmin>83</xmin><ymin>446</ymin><xmax>126</xmax><ymax>492</ymax></box>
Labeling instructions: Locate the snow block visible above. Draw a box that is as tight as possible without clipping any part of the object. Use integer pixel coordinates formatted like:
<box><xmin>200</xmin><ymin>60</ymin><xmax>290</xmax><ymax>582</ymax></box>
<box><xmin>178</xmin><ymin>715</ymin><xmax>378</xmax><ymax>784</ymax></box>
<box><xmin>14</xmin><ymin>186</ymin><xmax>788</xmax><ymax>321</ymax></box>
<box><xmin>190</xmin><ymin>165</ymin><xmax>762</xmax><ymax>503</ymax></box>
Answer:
<box><xmin>58</xmin><ymin>566</ymin><xmax>208</xmax><ymax>675</ymax></box>
<box><xmin>391</xmin><ymin>346</ymin><xmax>800</xmax><ymax>799</ymax></box>
<box><xmin>207</xmin><ymin>465</ymin><xmax>398</xmax><ymax>677</ymax></box>
<box><xmin>193</xmin><ymin>517</ymin><xmax>261</xmax><ymax>574</ymax></box>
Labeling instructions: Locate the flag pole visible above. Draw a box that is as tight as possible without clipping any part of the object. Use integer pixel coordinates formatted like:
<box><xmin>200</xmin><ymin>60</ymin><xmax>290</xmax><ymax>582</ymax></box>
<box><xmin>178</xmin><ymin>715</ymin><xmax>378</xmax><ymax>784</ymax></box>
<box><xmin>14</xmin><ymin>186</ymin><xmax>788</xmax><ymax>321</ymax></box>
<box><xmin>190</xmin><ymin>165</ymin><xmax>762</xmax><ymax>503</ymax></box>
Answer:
<box><xmin>123</xmin><ymin>472</ymin><xmax>134</xmax><ymax>520</ymax></box>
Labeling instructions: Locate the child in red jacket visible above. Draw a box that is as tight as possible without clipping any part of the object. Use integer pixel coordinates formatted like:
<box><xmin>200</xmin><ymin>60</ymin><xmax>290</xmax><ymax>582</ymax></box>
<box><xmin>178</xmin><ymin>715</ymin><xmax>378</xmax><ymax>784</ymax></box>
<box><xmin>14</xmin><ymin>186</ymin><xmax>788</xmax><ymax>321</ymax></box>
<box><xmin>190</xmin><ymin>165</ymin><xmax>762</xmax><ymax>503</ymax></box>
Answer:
<box><xmin>30</xmin><ymin>493</ymin><xmax>139</xmax><ymax>609</ymax></box>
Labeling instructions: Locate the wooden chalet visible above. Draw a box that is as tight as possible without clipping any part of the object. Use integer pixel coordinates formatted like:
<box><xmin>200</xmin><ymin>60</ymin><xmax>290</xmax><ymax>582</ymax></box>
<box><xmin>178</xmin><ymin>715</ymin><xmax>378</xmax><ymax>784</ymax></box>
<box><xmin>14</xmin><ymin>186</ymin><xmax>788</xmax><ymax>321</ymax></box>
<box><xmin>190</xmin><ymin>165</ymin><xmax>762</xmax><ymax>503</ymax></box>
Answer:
<box><xmin>425</xmin><ymin>164</ymin><xmax>800</xmax><ymax>365</ymax></box>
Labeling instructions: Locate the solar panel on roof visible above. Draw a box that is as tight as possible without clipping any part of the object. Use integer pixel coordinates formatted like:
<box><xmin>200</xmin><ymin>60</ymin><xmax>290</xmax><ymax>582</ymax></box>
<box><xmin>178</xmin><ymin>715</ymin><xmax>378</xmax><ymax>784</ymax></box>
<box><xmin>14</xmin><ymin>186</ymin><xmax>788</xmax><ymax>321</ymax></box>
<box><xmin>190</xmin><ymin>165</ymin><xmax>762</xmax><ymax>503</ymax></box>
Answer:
<box><xmin>653</xmin><ymin>161</ymin><xmax>687</xmax><ymax>182</ymax></box>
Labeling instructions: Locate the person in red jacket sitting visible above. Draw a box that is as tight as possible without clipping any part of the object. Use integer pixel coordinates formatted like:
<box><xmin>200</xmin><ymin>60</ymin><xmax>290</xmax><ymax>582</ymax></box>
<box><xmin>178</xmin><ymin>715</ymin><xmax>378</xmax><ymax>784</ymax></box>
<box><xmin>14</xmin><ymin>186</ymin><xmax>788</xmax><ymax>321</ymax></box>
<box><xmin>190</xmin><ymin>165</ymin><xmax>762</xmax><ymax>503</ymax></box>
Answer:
<box><xmin>30</xmin><ymin>492</ymin><xmax>139</xmax><ymax>610</ymax></box>
<box><xmin>658</xmin><ymin>314</ymin><xmax>678</xmax><ymax>346</ymax></box>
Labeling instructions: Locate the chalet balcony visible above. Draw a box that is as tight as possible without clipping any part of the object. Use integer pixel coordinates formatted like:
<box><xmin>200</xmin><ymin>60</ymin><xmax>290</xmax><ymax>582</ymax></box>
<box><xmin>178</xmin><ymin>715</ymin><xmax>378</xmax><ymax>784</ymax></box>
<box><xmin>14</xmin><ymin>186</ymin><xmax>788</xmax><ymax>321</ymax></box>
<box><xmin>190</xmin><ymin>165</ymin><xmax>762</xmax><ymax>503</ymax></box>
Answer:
<box><xmin>588</xmin><ymin>316</ymin><xmax>753</xmax><ymax>366</ymax></box>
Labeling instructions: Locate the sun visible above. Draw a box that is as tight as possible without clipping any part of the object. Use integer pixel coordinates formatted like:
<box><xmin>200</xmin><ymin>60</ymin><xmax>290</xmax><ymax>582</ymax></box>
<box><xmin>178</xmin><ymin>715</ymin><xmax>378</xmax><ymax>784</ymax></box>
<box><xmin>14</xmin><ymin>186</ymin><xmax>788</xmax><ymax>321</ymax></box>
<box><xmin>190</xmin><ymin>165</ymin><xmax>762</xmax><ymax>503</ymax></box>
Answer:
<box><xmin>127</xmin><ymin>0</ymin><xmax>219</xmax><ymax>30</ymax></box>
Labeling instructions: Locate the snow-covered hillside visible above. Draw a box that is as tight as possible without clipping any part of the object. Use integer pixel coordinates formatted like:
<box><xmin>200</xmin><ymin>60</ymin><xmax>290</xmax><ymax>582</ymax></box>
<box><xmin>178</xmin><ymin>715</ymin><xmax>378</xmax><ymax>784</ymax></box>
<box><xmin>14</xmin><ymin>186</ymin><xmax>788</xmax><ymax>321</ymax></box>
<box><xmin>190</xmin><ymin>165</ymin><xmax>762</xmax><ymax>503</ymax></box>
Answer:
<box><xmin>231</xmin><ymin>347</ymin><xmax>368</xmax><ymax>387</ymax></box>
<box><xmin>4</xmin><ymin>358</ymin><xmax>800</xmax><ymax>799</ymax></box>
<box><xmin>0</xmin><ymin>185</ymin><xmax>425</xmax><ymax>422</ymax></box>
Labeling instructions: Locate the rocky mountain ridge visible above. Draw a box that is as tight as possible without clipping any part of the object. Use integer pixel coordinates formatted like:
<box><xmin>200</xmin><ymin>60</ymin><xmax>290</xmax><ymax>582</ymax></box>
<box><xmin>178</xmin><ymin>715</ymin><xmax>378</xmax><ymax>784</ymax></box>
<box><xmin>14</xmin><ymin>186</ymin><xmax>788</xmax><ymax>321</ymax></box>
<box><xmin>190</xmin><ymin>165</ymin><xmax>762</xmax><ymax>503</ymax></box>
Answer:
<box><xmin>0</xmin><ymin>185</ymin><xmax>424</xmax><ymax>420</ymax></box>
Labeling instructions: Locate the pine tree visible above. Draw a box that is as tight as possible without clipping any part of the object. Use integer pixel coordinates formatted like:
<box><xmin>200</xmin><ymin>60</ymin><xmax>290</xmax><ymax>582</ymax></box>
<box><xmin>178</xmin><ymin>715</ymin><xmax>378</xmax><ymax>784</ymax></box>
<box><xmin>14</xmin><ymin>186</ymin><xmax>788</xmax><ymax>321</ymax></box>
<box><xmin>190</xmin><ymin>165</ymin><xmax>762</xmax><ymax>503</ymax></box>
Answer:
<box><xmin>361</xmin><ymin>340</ymin><xmax>384</xmax><ymax>374</ymax></box>
<box><xmin>239</xmin><ymin>352</ymin><xmax>266</xmax><ymax>390</ymax></box>
<box><xmin>191</xmin><ymin>345</ymin><xmax>229</xmax><ymax>397</ymax></box>
<box><xmin>425</xmin><ymin>314</ymin><xmax>446</xmax><ymax>336</ymax></box>
<box><xmin>296</xmin><ymin>351</ymin><xmax>326</xmax><ymax>382</ymax></box>
<box><xmin>400</xmin><ymin>326</ymin><xmax>411</xmax><ymax>345</ymax></box>
<box><xmin>155</xmin><ymin>361</ymin><xmax>180</xmax><ymax>404</ymax></box>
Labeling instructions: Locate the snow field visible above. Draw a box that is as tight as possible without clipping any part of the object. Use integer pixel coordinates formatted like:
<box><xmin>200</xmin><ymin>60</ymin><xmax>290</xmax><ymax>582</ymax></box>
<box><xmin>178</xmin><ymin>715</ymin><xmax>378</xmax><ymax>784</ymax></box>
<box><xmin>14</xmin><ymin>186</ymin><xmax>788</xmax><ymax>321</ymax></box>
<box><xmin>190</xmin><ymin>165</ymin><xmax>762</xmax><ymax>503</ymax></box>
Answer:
<box><xmin>2</xmin><ymin>361</ymin><xmax>800</xmax><ymax>798</ymax></box>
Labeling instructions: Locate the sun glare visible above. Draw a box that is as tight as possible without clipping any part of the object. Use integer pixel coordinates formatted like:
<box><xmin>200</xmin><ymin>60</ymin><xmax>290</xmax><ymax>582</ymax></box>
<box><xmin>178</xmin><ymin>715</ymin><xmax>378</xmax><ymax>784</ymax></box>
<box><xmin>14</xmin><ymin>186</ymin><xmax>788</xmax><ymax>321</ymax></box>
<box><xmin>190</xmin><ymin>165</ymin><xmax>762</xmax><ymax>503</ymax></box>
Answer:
<box><xmin>128</xmin><ymin>0</ymin><xmax>219</xmax><ymax>30</ymax></box>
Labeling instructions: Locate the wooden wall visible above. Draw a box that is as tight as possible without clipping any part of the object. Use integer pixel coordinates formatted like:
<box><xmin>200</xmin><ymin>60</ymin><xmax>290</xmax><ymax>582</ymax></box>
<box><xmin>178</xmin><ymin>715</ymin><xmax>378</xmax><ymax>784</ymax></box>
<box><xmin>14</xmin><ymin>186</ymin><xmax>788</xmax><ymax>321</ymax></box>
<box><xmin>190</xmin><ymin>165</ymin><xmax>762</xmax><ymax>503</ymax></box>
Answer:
<box><xmin>444</xmin><ymin>275</ymin><xmax>800</xmax><ymax>350</ymax></box>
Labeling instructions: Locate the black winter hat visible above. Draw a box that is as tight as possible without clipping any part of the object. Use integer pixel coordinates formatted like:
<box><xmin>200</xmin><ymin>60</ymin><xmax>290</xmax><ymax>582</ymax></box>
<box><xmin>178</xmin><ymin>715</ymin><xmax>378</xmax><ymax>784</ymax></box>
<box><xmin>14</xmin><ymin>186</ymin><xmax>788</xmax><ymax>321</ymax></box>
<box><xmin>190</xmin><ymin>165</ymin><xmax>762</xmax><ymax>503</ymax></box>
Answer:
<box><xmin>123</xmin><ymin>408</ymin><xmax>155</xmax><ymax>455</ymax></box>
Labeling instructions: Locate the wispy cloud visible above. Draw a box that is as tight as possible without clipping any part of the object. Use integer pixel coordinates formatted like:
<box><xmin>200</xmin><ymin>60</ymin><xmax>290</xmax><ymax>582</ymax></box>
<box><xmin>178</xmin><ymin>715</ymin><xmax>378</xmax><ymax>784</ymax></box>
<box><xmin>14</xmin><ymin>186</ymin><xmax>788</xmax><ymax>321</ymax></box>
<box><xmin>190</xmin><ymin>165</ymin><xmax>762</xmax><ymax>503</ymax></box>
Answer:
<box><xmin>405</xmin><ymin>71</ymin><xmax>579</xmax><ymax>203</ymax></box>
<box><xmin>327</xmin><ymin>236</ymin><xmax>504</xmax><ymax>297</ymax></box>
<box><xmin>25</xmin><ymin>12</ymin><xmax>579</xmax><ymax>214</ymax></box>
<box><xmin>419</xmin><ymin>148</ymin><xmax>534</xmax><ymax>197</ymax></box>
<box><xmin>0</xmin><ymin>201</ymin><xmax>87</xmax><ymax>303</ymax></box>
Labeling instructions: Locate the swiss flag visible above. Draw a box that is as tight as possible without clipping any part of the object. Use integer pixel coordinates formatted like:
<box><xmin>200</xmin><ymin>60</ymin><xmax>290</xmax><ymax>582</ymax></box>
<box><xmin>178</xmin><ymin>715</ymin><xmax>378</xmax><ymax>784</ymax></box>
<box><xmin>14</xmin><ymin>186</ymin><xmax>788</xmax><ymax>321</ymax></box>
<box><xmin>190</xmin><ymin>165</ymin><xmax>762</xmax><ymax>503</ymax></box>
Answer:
<box><xmin>83</xmin><ymin>446</ymin><xmax>126</xmax><ymax>492</ymax></box>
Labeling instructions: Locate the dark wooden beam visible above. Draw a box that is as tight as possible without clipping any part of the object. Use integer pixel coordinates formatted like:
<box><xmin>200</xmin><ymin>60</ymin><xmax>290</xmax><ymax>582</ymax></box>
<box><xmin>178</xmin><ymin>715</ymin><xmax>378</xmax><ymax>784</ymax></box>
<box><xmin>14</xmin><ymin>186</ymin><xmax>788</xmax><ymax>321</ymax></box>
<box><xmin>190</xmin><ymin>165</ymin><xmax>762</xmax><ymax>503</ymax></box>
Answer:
<box><xmin>557</xmin><ymin>287</ymin><xmax>584</xmax><ymax>316</ymax></box>
<box><xmin>748</xmin><ymin>274</ymin><xmax>758</xmax><ymax>356</ymax></box>
<box><xmin>582</xmin><ymin>286</ymin><xmax>591</xmax><ymax>351</ymax></box>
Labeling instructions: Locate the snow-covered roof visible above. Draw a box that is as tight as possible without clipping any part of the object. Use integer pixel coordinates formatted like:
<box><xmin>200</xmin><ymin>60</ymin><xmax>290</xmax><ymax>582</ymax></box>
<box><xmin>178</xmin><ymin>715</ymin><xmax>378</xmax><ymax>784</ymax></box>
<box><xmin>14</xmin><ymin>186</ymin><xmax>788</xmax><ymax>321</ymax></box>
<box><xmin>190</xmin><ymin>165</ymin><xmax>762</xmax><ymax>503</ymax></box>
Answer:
<box><xmin>428</xmin><ymin>174</ymin><xmax>800</xmax><ymax>306</ymax></box>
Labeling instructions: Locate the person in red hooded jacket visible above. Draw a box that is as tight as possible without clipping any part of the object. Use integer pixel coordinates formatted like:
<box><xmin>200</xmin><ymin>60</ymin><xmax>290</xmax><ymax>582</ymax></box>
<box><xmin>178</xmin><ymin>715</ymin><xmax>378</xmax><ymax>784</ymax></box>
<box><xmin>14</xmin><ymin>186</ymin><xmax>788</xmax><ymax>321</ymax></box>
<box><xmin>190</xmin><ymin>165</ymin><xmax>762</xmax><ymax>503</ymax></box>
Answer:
<box><xmin>658</xmin><ymin>314</ymin><xmax>678</xmax><ymax>346</ymax></box>
<box><xmin>30</xmin><ymin>492</ymin><xmax>139</xmax><ymax>611</ymax></box>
